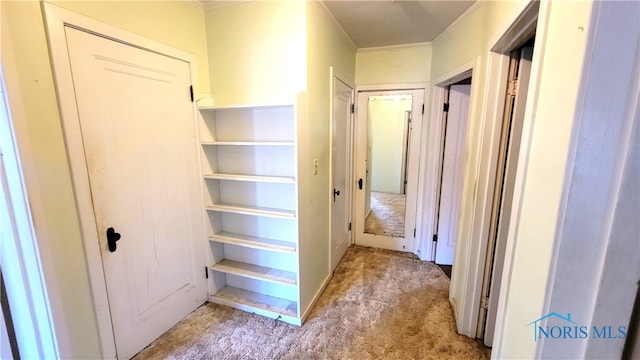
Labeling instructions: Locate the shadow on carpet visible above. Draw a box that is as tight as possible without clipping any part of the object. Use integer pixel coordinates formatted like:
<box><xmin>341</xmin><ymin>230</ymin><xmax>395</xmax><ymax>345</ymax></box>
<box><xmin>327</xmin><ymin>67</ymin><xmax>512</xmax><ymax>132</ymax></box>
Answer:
<box><xmin>133</xmin><ymin>246</ymin><xmax>490</xmax><ymax>360</ymax></box>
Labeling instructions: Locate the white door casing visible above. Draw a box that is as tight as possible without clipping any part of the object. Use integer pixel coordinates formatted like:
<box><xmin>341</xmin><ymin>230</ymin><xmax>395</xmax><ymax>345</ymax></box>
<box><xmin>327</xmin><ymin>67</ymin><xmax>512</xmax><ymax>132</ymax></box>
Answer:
<box><xmin>354</xmin><ymin>89</ymin><xmax>424</xmax><ymax>252</ymax></box>
<box><xmin>435</xmin><ymin>84</ymin><xmax>471</xmax><ymax>265</ymax></box>
<box><xmin>483</xmin><ymin>46</ymin><xmax>533</xmax><ymax>346</ymax></box>
<box><xmin>330</xmin><ymin>77</ymin><xmax>354</xmax><ymax>271</ymax></box>
<box><xmin>65</xmin><ymin>27</ymin><xmax>206</xmax><ymax>359</ymax></box>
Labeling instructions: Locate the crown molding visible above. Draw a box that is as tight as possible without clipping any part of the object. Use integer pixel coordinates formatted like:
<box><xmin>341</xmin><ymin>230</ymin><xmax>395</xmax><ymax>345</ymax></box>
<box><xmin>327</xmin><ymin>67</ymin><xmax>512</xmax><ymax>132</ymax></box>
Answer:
<box><xmin>433</xmin><ymin>0</ymin><xmax>485</xmax><ymax>44</ymax></box>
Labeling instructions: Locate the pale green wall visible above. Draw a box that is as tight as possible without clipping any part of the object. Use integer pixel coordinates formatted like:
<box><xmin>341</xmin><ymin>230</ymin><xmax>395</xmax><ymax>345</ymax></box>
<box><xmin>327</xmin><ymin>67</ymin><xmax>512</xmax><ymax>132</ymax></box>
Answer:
<box><xmin>1</xmin><ymin>1</ymin><xmax>210</xmax><ymax>357</ymax></box>
<box><xmin>204</xmin><ymin>1</ymin><xmax>307</xmax><ymax>106</ymax></box>
<box><xmin>202</xmin><ymin>0</ymin><xmax>355</xmax><ymax>314</ymax></box>
<box><xmin>302</xmin><ymin>1</ymin><xmax>356</xmax><ymax>311</ymax></box>
<box><xmin>52</xmin><ymin>0</ymin><xmax>210</xmax><ymax>94</ymax></box>
<box><xmin>368</xmin><ymin>96</ymin><xmax>412</xmax><ymax>194</ymax></box>
<box><xmin>356</xmin><ymin>44</ymin><xmax>431</xmax><ymax>85</ymax></box>
<box><xmin>431</xmin><ymin>0</ymin><xmax>595</xmax><ymax>358</ymax></box>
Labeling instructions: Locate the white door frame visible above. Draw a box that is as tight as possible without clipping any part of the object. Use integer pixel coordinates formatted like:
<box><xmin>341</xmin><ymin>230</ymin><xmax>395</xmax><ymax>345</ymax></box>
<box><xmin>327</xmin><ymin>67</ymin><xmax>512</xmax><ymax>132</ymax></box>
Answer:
<box><xmin>43</xmin><ymin>4</ymin><xmax>202</xmax><ymax>358</ymax></box>
<box><xmin>354</xmin><ymin>83</ymin><xmax>428</xmax><ymax>256</ymax></box>
<box><xmin>427</xmin><ymin>1</ymin><xmax>540</xmax><ymax>339</ymax></box>
<box><xmin>420</xmin><ymin>63</ymin><xmax>478</xmax><ymax>264</ymax></box>
<box><xmin>0</xmin><ymin>63</ymin><xmax>60</xmax><ymax>359</ymax></box>
<box><xmin>329</xmin><ymin>66</ymin><xmax>355</xmax><ymax>271</ymax></box>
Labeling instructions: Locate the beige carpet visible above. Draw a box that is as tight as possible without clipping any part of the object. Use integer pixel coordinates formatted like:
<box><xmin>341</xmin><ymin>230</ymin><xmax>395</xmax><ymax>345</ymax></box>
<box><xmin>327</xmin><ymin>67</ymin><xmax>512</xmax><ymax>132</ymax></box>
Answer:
<box><xmin>132</xmin><ymin>246</ymin><xmax>489</xmax><ymax>360</ymax></box>
<box><xmin>365</xmin><ymin>192</ymin><xmax>406</xmax><ymax>237</ymax></box>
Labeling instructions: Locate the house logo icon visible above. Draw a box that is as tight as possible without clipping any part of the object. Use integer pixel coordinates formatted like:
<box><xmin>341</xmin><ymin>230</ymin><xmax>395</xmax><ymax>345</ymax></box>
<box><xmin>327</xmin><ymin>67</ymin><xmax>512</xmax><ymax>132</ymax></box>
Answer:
<box><xmin>527</xmin><ymin>312</ymin><xmax>627</xmax><ymax>341</ymax></box>
<box><xmin>527</xmin><ymin>312</ymin><xmax>577</xmax><ymax>342</ymax></box>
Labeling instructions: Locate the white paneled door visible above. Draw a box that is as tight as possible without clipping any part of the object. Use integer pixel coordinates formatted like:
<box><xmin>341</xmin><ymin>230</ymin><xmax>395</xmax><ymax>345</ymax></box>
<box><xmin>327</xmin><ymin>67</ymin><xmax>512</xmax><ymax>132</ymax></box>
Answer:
<box><xmin>65</xmin><ymin>27</ymin><xmax>206</xmax><ymax>359</ymax></box>
<box><xmin>435</xmin><ymin>84</ymin><xmax>471</xmax><ymax>265</ymax></box>
<box><xmin>331</xmin><ymin>77</ymin><xmax>353</xmax><ymax>271</ymax></box>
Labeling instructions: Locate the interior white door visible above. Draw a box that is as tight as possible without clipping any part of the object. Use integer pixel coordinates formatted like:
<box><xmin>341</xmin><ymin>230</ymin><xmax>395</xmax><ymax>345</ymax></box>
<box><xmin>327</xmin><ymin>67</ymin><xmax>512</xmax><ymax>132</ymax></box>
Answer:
<box><xmin>331</xmin><ymin>77</ymin><xmax>353</xmax><ymax>271</ymax></box>
<box><xmin>354</xmin><ymin>90</ymin><xmax>424</xmax><ymax>252</ymax></box>
<box><xmin>65</xmin><ymin>27</ymin><xmax>207</xmax><ymax>359</ymax></box>
<box><xmin>435</xmin><ymin>84</ymin><xmax>471</xmax><ymax>265</ymax></box>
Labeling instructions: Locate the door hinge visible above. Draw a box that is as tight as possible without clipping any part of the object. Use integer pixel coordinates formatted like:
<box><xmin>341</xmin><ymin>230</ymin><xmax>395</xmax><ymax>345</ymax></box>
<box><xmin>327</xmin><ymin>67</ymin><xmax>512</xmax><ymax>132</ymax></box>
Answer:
<box><xmin>190</xmin><ymin>85</ymin><xmax>194</xmax><ymax>102</ymax></box>
<box><xmin>422</xmin><ymin>104</ymin><xmax>425</xmax><ymax>114</ymax></box>
<box><xmin>443</xmin><ymin>103</ymin><xmax>449</xmax><ymax>112</ymax></box>
<box><xmin>351</xmin><ymin>103</ymin><xmax>355</xmax><ymax>113</ymax></box>
<box><xmin>413</xmin><ymin>228</ymin><xmax>417</xmax><ymax>237</ymax></box>
<box><xmin>205</xmin><ymin>266</ymin><xmax>209</xmax><ymax>279</ymax></box>
<box><xmin>348</xmin><ymin>222</ymin><xmax>352</xmax><ymax>231</ymax></box>
<box><xmin>480</xmin><ymin>296</ymin><xmax>490</xmax><ymax>310</ymax></box>
<box><xmin>433</xmin><ymin>234</ymin><xmax>438</xmax><ymax>242</ymax></box>
<box><xmin>507</xmin><ymin>79</ymin><xmax>518</xmax><ymax>96</ymax></box>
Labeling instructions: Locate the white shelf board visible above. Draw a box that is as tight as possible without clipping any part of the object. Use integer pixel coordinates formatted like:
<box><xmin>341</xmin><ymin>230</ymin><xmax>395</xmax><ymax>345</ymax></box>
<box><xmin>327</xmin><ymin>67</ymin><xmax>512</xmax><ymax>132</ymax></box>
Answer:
<box><xmin>198</xmin><ymin>104</ymin><xmax>294</xmax><ymax>111</ymax></box>
<box><xmin>211</xmin><ymin>259</ymin><xmax>297</xmax><ymax>286</ymax></box>
<box><xmin>207</xmin><ymin>203</ymin><xmax>296</xmax><ymax>219</ymax></box>
<box><xmin>209</xmin><ymin>286</ymin><xmax>299</xmax><ymax>322</ymax></box>
<box><xmin>210</xmin><ymin>232</ymin><xmax>297</xmax><ymax>253</ymax></box>
<box><xmin>204</xmin><ymin>173</ymin><xmax>295</xmax><ymax>184</ymax></box>
<box><xmin>201</xmin><ymin>141</ymin><xmax>295</xmax><ymax>147</ymax></box>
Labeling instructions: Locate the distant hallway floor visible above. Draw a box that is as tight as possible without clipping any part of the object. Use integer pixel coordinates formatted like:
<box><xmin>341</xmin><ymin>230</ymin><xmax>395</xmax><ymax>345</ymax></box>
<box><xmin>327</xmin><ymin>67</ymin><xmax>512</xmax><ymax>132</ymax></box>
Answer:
<box><xmin>132</xmin><ymin>246</ymin><xmax>489</xmax><ymax>359</ymax></box>
<box><xmin>365</xmin><ymin>191</ymin><xmax>406</xmax><ymax>237</ymax></box>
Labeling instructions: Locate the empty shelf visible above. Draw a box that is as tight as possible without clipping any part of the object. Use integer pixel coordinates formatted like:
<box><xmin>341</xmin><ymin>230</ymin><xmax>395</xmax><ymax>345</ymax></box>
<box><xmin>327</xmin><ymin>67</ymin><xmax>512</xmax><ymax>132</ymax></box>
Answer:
<box><xmin>210</xmin><ymin>286</ymin><xmax>298</xmax><ymax>319</ymax></box>
<box><xmin>201</xmin><ymin>141</ymin><xmax>294</xmax><ymax>147</ymax></box>
<box><xmin>211</xmin><ymin>259</ymin><xmax>297</xmax><ymax>286</ymax></box>
<box><xmin>204</xmin><ymin>173</ymin><xmax>295</xmax><ymax>184</ymax></box>
<box><xmin>209</xmin><ymin>232</ymin><xmax>297</xmax><ymax>253</ymax></box>
<box><xmin>206</xmin><ymin>203</ymin><xmax>296</xmax><ymax>219</ymax></box>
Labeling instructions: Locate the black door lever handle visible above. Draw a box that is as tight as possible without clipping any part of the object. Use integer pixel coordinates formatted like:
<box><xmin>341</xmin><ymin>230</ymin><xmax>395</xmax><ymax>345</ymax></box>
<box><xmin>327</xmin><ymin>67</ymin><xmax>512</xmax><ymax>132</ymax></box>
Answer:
<box><xmin>333</xmin><ymin>188</ymin><xmax>341</xmax><ymax>202</ymax></box>
<box><xmin>107</xmin><ymin>227</ymin><xmax>121</xmax><ymax>253</ymax></box>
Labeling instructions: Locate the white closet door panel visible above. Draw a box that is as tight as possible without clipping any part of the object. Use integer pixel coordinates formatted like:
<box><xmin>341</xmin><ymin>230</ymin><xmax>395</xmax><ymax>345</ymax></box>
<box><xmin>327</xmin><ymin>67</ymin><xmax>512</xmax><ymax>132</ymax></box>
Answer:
<box><xmin>65</xmin><ymin>27</ymin><xmax>206</xmax><ymax>359</ymax></box>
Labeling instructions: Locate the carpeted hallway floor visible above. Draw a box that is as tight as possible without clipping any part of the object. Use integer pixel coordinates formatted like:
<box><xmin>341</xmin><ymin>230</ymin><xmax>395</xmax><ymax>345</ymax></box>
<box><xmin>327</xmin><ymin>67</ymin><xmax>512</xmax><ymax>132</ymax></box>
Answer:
<box><xmin>132</xmin><ymin>246</ymin><xmax>489</xmax><ymax>360</ymax></box>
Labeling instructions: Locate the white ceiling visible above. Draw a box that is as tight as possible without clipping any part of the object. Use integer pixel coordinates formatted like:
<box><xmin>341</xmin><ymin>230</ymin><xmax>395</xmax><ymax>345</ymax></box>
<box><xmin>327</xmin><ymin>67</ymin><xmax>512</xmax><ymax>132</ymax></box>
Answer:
<box><xmin>323</xmin><ymin>0</ymin><xmax>476</xmax><ymax>48</ymax></box>
<box><xmin>201</xmin><ymin>0</ymin><xmax>476</xmax><ymax>49</ymax></box>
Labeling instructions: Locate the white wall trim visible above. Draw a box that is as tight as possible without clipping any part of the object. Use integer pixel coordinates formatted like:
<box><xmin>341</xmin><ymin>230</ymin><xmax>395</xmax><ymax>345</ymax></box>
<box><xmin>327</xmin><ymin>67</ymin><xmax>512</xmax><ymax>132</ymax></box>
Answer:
<box><xmin>300</xmin><ymin>273</ymin><xmax>332</xmax><ymax>323</ymax></box>
<box><xmin>491</xmin><ymin>1</ymin><xmax>549</xmax><ymax>356</ymax></box>
<box><xmin>316</xmin><ymin>0</ymin><xmax>358</xmax><ymax>52</ymax></box>
<box><xmin>355</xmin><ymin>82</ymin><xmax>429</xmax><ymax>93</ymax></box>
<box><xmin>0</xmin><ymin>63</ymin><xmax>61</xmax><ymax>360</ymax></box>
<box><xmin>357</xmin><ymin>42</ymin><xmax>432</xmax><ymax>53</ymax></box>
<box><xmin>419</xmin><ymin>58</ymin><xmax>477</xmax><ymax>263</ymax></box>
<box><xmin>432</xmin><ymin>0</ymin><xmax>485</xmax><ymax>44</ymax></box>
<box><xmin>202</xmin><ymin>0</ymin><xmax>248</xmax><ymax>11</ymax></box>
<box><xmin>43</xmin><ymin>4</ymin><xmax>199</xmax><ymax>358</ymax></box>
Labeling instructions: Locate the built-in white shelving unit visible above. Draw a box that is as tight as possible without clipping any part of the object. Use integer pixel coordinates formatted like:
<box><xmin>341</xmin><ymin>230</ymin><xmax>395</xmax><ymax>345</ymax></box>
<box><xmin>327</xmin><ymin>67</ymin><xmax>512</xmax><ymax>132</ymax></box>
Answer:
<box><xmin>197</xmin><ymin>104</ymin><xmax>301</xmax><ymax>324</ymax></box>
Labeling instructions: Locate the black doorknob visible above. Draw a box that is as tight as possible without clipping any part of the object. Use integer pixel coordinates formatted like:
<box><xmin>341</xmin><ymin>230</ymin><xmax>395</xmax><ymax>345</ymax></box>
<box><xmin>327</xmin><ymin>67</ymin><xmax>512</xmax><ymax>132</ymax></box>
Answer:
<box><xmin>333</xmin><ymin>188</ymin><xmax>341</xmax><ymax>202</ymax></box>
<box><xmin>107</xmin><ymin>227</ymin><xmax>121</xmax><ymax>253</ymax></box>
